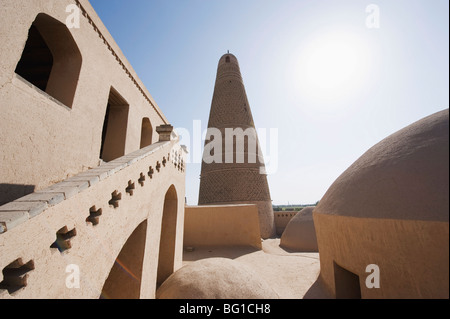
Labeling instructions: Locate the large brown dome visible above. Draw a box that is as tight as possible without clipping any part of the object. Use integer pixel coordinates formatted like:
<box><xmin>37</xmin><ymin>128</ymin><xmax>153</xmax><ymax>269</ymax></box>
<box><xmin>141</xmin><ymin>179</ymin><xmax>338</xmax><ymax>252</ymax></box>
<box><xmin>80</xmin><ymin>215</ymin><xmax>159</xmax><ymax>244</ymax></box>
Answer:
<box><xmin>315</xmin><ymin>109</ymin><xmax>449</xmax><ymax>222</ymax></box>
<box><xmin>313</xmin><ymin>109</ymin><xmax>449</xmax><ymax>298</ymax></box>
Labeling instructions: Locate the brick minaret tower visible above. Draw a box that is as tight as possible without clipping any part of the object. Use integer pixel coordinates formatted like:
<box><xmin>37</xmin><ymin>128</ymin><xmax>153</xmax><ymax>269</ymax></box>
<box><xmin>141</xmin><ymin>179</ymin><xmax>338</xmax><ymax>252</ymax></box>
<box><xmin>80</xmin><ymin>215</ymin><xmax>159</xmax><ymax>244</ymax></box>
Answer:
<box><xmin>198</xmin><ymin>53</ymin><xmax>275</xmax><ymax>238</ymax></box>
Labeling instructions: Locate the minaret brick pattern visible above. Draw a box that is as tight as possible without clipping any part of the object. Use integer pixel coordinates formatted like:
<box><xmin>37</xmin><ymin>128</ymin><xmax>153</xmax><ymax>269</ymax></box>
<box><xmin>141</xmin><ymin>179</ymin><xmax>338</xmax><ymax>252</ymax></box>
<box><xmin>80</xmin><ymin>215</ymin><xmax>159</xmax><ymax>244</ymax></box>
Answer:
<box><xmin>198</xmin><ymin>53</ymin><xmax>275</xmax><ymax>238</ymax></box>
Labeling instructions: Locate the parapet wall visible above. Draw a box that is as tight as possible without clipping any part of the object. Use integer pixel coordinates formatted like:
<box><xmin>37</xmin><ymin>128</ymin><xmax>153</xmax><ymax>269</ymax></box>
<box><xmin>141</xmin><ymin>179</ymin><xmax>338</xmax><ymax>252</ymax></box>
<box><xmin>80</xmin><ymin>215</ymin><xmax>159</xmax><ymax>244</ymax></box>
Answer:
<box><xmin>274</xmin><ymin>211</ymin><xmax>298</xmax><ymax>236</ymax></box>
<box><xmin>184</xmin><ymin>205</ymin><xmax>262</xmax><ymax>249</ymax></box>
<box><xmin>0</xmin><ymin>140</ymin><xmax>187</xmax><ymax>299</ymax></box>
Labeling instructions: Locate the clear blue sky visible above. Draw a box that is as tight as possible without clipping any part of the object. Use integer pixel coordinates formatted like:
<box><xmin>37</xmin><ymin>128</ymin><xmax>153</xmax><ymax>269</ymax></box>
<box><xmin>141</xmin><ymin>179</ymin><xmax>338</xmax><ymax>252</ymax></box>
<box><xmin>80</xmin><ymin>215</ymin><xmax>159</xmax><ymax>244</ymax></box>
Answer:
<box><xmin>89</xmin><ymin>0</ymin><xmax>449</xmax><ymax>205</ymax></box>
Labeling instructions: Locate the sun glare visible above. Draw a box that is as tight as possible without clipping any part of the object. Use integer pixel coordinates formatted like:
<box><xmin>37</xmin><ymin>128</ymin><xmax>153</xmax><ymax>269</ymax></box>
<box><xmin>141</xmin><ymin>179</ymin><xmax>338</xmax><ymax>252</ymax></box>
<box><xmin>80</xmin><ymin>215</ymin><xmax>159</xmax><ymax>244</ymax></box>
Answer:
<box><xmin>295</xmin><ymin>30</ymin><xmax>371</xmax><ymax>103</ymax></box>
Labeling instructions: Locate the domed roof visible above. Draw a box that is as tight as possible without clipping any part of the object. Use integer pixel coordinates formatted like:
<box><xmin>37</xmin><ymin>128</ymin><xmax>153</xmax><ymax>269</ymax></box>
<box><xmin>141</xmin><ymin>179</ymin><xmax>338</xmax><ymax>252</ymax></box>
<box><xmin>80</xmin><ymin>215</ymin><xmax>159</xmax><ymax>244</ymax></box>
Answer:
<box><xmin>156</xmin><ymin>258</ymin><xmax>279</xmax><ymax>299</ymax></box>
<box><xmin>295</xmin><ymin>206</ymin><xmax>315</xmax><ymax>220</ymax></box>
<box><xmin>315</xmin><ymin>109</ymin><xmax>449</xmax><ymax>222</ymax></box>
<box><xmin>280</xmin><ymin>207</ymin><xmax>318</xmax><ymax>252</ymax></box>
<box><xmin>219</xmin><ymin>52</ymin><xmax>238</xmax><ymax>64</ymax></box>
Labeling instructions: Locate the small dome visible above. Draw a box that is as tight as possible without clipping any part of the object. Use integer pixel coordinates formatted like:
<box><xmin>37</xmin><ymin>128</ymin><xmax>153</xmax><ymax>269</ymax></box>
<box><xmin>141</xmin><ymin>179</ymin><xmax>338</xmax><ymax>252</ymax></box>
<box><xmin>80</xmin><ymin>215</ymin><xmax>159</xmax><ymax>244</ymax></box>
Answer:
<box><xmin>315</xmin><ymin>109</ymin><xmax>449</xmax><ymax>222</ymax></box>
<box><xmin>156</xmin><ymin>258</ymin><xmax>279</xmax><ymax>299</ymax></box>
<box><xmin>280</xmin><ymin>207</ymin><xmax>318</xmax><ymax>252</ymax></box>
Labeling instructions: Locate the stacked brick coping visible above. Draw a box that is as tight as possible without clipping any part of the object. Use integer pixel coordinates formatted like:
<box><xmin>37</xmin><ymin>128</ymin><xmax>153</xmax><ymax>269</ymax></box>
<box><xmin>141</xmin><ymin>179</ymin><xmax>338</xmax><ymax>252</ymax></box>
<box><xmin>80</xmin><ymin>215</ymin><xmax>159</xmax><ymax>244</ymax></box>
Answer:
<box><xmin>0</xmin><ymin>140</ymin><xmax>185</xmax><ymax>234</ymax></box>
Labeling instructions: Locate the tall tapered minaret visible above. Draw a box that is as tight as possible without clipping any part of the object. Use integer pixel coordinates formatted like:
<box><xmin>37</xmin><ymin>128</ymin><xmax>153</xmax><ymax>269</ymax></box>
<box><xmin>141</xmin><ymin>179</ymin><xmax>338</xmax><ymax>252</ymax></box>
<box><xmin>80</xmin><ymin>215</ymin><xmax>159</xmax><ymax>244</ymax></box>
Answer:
<box><xmin>198</xmin><ymin>53</ymin><xmax>275</xmax><ymax>238</ymax></box>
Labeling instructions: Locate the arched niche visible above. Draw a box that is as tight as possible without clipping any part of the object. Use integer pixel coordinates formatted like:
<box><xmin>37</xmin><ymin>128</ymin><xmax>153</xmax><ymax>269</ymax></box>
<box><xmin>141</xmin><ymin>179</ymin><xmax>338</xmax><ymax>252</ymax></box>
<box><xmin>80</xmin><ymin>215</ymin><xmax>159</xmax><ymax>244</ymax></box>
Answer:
<box><xmin>15</xmin><ymin>13</ymin><xmax>82</xmax><ymax>108</ymax></box>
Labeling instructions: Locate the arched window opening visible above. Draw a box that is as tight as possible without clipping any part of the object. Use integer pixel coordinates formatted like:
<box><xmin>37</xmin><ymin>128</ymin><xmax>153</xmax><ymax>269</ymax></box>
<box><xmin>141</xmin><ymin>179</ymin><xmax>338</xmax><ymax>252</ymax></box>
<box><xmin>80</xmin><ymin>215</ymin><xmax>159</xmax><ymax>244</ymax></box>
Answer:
<box><xmin>15</xmin><ymin>25</ymin><xmax>53</xmax><ymax>92</ymax></box>
<box><xmin>14</xmin><ymin>13</ymin><xmax>82</xmax><ymax>108</ymax></box>
<box><xmin>100</xmin><ymin>87</ymin><xmax>130</xmax><ymax>162</ymax></box>
<box><xmin>156</xmin><ymin>185</ymin><xmax>178</xmax><ymax>287</ymax></box>
<box><xmin>225</xmin><ymin>56</ymin><xmax>231</xmax><ymax>63</ymax></box>
<box><xmin>140</xmin><ymin>117</ymin><xmax>153</xmax><ymax>149</ymax></box>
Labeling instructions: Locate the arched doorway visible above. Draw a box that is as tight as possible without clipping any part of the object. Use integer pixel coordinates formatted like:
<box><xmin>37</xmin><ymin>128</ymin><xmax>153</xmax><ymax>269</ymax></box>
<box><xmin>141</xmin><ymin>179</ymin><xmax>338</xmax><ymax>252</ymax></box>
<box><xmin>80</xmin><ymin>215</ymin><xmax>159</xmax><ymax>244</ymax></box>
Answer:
<box><xmin>156</xmin><ymin>185</ymin><xmax>178</xmax><ymax>287</ymax></box>
<box><xmin>101</xmin><ymin>220</ymin><xmax>147</xmax><ymax>299</ymax></box>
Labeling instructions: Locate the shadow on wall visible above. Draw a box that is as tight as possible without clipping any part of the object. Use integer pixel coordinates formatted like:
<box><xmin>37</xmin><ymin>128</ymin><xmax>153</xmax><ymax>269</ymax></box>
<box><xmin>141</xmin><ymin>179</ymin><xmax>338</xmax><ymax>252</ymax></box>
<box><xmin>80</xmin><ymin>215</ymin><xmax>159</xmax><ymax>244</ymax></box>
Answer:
<box><xmin>303</xmin><ymin>275</ymin><xmax>332</xmax><ymax>299</ymax></box>
<box><xmin>0</xmin><ymin>184</ymin><xmax>35</xmax><ymax>206</ymax></box>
